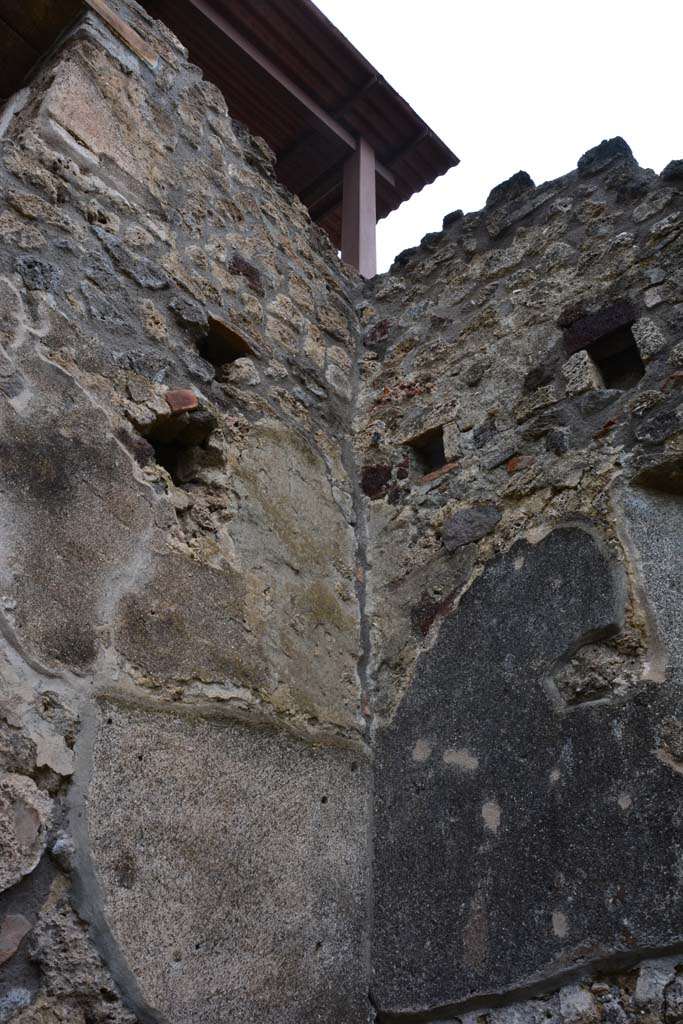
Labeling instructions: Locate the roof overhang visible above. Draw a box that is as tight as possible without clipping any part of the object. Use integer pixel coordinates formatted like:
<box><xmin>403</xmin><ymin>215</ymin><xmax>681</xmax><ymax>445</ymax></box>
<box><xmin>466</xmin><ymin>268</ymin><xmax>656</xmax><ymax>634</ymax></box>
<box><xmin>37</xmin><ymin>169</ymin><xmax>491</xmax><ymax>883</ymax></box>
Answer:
<box><xmin>1</xmin><ymin>0</ymin><xmax>460</xmax><ymax>273</ymax></box>
<box><xmin>140</xmin><ymin>0</ymin><xmax>460</xmax><ymax>248</ymax></box>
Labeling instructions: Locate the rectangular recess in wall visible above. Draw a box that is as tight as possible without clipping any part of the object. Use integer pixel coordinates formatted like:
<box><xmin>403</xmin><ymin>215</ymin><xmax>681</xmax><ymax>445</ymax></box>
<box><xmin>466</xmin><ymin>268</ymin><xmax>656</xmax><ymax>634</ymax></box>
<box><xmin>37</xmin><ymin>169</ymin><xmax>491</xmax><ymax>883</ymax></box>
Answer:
<box><xmin>562</xmin><ymin>300</ymin><xmax>644</xmax><ymax>391</ymax></box>
<box><xmin>587</xmin><ymin>323</ymin><xmax>644</xmax><ymax>390</ymax></box>
<box><xmin>404</xmin><ymin>425</ymin><xmax>446</xmax><ymax>474</ymax></box>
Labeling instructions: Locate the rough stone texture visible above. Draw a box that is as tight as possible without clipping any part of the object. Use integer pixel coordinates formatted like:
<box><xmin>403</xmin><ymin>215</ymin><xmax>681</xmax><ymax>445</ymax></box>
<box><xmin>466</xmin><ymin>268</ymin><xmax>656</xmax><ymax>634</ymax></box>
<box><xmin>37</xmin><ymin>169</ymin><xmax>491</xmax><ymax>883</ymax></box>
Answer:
<box><xmin>631</xmin><ymin>316</ymin><xmax>668</xmax><ymax>363</ymax></box>
<box><xmin>360</xmin><ymin>126</ymin><xmax>683</xmax><ymax>1021</ymax></box>
<box><xmin>16</xmin><ymin>881</ymin><xmax>139</xmax><ymax>1024</ymax></box>
<box><xmin>561</xmin><ymin>349</ymin><xmax>603</xmax><ymax>396</ymax></box>
<box><xmin>619</xmin><ymin>488</ymin><xmax>683</xmax><ymax>673</ymax></box>
<box><xmin>0</xmin><ymin>9</ymin><xmax>361</xmax><ymax>735</ymax></box>
<box><xmin>441</xmin><ymin>503</ymin><xmax>501</xmax><ymax>550</ymax></box>
<box><xmin>0</xmin><ymin>918</ymin><xmax>31</xmax><ymax>968</ymax></box>
<box><xmin>0</xmin><ymin>776</ymin><xmax>51</xmax><ymax>893</ymax></box>
<box><xmin>0</xmin><ymin>3</ymin><xmax>365</xmax><ymax>1021</ymax></box>
<box><xmin>84</xmin><ymin>702</ymin><xmax>370</xmax><ymax>1024</ymax></box>
<box><xmin>3</xmin><ymin>1</ymin><xmax>683</xmax><ymax>1022</ymax></box>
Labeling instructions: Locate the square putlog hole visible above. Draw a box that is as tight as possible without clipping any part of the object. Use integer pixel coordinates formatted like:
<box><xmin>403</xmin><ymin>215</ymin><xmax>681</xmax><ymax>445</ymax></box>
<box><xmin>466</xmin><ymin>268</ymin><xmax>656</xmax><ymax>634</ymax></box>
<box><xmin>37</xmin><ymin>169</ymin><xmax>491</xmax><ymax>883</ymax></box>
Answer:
<box><xmin>588</xmin><ymin>323</ymin><xmax>644</xmax><ymax>390</ymax></box>
<box><xmin>562</xmin><ymin>301</ymin><xmax>644</xmax><ymax>392</ymax></box>
<box><xmin>404</xmin><ymin>425</ymin><xmax>446</xmax><ymax>474</ymax></box>
<box><xmin>200</xmin><ymin>317</ymin><xmax>254</xmax><ymax>370</ymax></box>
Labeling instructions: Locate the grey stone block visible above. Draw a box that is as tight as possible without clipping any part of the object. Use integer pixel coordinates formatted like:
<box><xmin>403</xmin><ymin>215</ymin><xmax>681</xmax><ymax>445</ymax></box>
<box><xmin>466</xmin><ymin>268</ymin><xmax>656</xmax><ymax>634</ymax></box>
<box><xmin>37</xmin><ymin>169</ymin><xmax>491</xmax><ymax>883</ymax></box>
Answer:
<box><xmin>441</xmin><ymin>504</ymin><xmax>501</xmax><ymax>551</ymax></box>
<box><xmin>82</xmin><ymin>703</ymin><xmax>371</xmax><ymax>1024</ymax></box>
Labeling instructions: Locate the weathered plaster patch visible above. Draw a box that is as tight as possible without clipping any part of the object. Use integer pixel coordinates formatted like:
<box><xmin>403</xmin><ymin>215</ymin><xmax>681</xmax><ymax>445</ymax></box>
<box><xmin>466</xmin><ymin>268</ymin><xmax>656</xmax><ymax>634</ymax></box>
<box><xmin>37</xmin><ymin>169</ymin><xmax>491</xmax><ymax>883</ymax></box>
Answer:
<box><xmin>443</xmin><ymin>747</ymin><xmax>479</xmax><ymax>771</ymax></box>
<box><xmin>482</xmin><ymin>799</ymin><xmax>501</xmax><ymax>833</ymax></box>
<box><xmin>412</xmin><ymin>738</ymin><xmax>433</xmax><ymax>762</ymax></box>
<box><xmin>552</xmin><ymin>911</ymin><xmax>569</xmax><ymax>938</ymax></box>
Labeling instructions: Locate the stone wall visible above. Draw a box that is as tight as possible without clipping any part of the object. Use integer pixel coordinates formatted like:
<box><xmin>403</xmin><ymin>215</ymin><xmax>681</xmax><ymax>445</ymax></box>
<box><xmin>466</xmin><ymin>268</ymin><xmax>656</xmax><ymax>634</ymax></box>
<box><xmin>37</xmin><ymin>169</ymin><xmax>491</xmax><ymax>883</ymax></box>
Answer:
<box><xmin>0</xmin><ymin>4</ymin><xmax>369</xmax><ymax>1022</ymax></box>
<box><xmin>2</xmin><ymin>2</ymin><xmax>683</xmax><ymax>1022</ymax></box>
<box><xmin>359</xmin><ymin>139</ymin><xmax>683</xmax><ymax>1020</ymax></box>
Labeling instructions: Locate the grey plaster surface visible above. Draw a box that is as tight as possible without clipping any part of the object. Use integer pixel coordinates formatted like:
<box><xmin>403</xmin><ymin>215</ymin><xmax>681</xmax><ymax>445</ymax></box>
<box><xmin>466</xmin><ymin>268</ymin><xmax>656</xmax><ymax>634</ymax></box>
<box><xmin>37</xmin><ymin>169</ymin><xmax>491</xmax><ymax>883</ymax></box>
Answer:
<box><xmin>373</xmin><ymin>525</ymin><xmax>683</xmax><ymax>1017</ymax></box>
<box><xmin>619</xmin><ymin>486</ymin><xmax>683</xmax><ymax>673</ymax></box>
<box><xmin>85</xmin><ymin>702</ymin><xmax>371</xmax><ymax>1024</ymax></box>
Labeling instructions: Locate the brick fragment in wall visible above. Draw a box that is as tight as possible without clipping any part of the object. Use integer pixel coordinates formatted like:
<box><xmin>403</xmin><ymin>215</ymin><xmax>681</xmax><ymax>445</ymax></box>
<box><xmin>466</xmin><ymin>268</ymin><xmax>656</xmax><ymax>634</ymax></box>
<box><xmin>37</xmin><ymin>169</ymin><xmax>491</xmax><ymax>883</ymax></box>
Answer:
<box><xmin>164</xmin><ymin>389</ymin><xmax>198</xmax><ymax>414</ymax></box>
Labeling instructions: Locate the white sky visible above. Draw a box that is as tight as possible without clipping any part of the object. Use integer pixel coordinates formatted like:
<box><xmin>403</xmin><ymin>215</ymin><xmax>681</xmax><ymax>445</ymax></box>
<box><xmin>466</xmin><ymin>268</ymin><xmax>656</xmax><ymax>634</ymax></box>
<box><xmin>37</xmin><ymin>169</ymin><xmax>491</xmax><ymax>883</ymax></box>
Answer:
<box><xmin>314</xmin><ymin>0</ymin><xmax>683</xmax><ymax>272</ymax></box>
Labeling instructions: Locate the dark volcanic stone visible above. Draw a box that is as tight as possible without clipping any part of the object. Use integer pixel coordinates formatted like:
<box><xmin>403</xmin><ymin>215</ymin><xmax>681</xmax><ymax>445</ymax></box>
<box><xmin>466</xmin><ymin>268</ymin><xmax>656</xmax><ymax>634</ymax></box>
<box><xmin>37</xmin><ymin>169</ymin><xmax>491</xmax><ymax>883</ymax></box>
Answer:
<box><xmin>472</xmin><ymin>421</ymin><xmax>497</xmax><ymax>448</ymax></box>
<box><xmin>574</xmin><ymin>388</ymin><xmax>623</xmax><ymax>417</ymax></box>
<box><xmin>169</xmin><ymin>296</ymin><xmax>208</xmax><ymax>333</ymax></box>
<box><xmin>661</xmin><ymin>159</ymin><xmax>683</xmax><ymax>182</ymax></box>
<box><xmin>92</xmin><ymin>226</ymin><xmax>169</xmax><ymax>290</ymax></box>
<box><xmin>441</xmin><ymin>504</ymin><xmax>501</xmax><ymax>551</ymax></box>
<box><xmin>373</xmin><ymin>526</ymin><xmax>683</xmax><ymax>1016</ymax></box>
<box><xmin>483</xmin><ymin>446</ymin><xmax>517</xmax><ymax>470</ymax></box>
<box><xmin>464</xmin><ymin>359</ymin><xmax>490</xmax><ymax>388</ymax></box>
<box><xmin>603</xmin><ymin>163</ymin><xmax>650</xmax><ymax>201</ymax></box>
<box><xmin>546</xmin><ymin>427</ymin><xmax>570</xmax><ymax>454</ymax></box>
<box><xmin>442</xmin><ymin>209</ymin><xmax>464</xmax><ymax>229</ymax></box>
<box><xmin>523</xmin><ymin>363</ymin><xmax>554</xmax><ymax>393</ymax></box>
<box><xmin>83</xmin><ymin>248</ymin><xmax>116</xmax><ymax>290</ymax></box>
<box><xmin>393</xmin><ymin>246</ymin><xmax>419</xmax><ymax>268</ymax></box>
<box><xmin>228</xmin><ymin>253</ymin><xmax>265</xmax><ymax>296</ymax></box>
<box><xmin>420</xmin><ymin>231</ymin><xmax>443</xmax><ymax>252</ymax></box>
<box><xmin>562</xmin><ymin>300</ymin><xmax>637</xmax><ymax>355</ymax></box>
<box><xmin>361</xmin><ymin>464</ymin><xmax>393</xmax><ymax>500</ymax></box>
<box><xmin>486</xmin><ymin>171</ymin><xmax>535</xmax><ymax>208</ymax></box>
<box><xmin>634</xmin><ymin>410</ymin><xmax>679</xmax><ymax>445</ymax></box>
<box><xmin>15</xmin><ymin>256</ymin><xmax>61</xmax><ymax>292</ymax></box>
<box><xmin>577</xmin><ymin>137</ymin><xmax>634</xmax><ymax>177</ymax></box>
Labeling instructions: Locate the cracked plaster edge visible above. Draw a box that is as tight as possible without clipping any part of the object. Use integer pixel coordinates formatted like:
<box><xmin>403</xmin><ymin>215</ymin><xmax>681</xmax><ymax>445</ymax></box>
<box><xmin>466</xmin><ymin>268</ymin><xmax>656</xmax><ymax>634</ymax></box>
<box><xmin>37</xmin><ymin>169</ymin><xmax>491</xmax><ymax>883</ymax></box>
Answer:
<box><xmin>609</xmin><ymin>481</ymin><xmax>670</xmax><ymax>686</ymax></box>
<box><xmin>373</xmin><ymin>517</ymin><xmax>631</xmax><ymax>731</ymax></box>
<box><xmin>374</xmin><ymin>938</ymin><xmax>683</xmax><ymax>1022</ymax></box>
<box><xmin>66</xmin><ymin>689</ymin><xmax>372</xmax><ymax>1024</ymax></box>
<box><xmin>68</xmin><ymin>698</ymin><xmax>165</xmax><ymax>1024</ymax></box>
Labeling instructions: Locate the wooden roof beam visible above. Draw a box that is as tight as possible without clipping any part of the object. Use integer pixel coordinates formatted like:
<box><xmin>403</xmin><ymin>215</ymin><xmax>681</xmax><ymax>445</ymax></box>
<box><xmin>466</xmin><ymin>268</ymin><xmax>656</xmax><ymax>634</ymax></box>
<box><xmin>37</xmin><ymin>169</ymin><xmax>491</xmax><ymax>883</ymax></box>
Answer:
<box><xmin>187</xmin><ymin>0</ymin><xmax>395</xmax><ymax>188</ymax></box>
<box><xmin>276</xmin><ymin>73</ymin><xmax>379</xmax><ymax>175</ymax></box>
<box><xmin>300</xmin><ymin>161</ymin><xmax>345</xmax><ymax>214</ymax></box>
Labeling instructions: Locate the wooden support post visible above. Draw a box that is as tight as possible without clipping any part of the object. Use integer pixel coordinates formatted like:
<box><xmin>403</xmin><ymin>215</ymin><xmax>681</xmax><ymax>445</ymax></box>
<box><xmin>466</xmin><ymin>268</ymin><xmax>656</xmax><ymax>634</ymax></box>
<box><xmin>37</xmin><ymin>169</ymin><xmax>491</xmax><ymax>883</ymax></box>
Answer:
<box><xmin>341</xmin><ymin>137</ymin><xmax>377</xmax><ymax>279</ymax></box>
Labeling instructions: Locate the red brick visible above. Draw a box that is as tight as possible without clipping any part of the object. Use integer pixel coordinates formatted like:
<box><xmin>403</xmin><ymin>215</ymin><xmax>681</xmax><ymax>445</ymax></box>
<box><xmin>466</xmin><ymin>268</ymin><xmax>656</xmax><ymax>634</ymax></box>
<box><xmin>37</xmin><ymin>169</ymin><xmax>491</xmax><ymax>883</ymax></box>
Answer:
<box><xmin>420</xmin><ymin>461</ymin><xmax>459</xmax><ymax>484</ymax></box>
<box><xmin>164</xmin><ymin>389</ymin><xmax>198</xmax><ymax>414</ymax></box>
<box><xmin>594</xmin><ymin>418</ymin><xmax>617</xmax><ymax>439</ymax></box>
<box><xmin>505</xmin><ymin>455</ymin><xmax>534</xmax><ymax>474</ymax></box>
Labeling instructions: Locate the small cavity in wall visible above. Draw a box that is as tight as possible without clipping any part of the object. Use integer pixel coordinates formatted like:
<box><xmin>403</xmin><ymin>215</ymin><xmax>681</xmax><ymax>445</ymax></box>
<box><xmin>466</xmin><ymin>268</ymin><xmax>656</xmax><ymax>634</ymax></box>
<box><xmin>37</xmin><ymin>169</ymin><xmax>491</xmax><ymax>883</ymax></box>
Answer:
<box><xmin>585</xmin><ymin>322</ymin><xmax>644</xmax><ymax>390</ymax></box>
<box><xmin>562</xmin><ymin>301</ymin><xmax>645</xmax><ymax>392</ymax></box>
<box><xmin>199</xmin><ymin>316</ymin><xmax>256</xmax><ymax>374</ymax></box>
<box><xmin>132</xmin><ymin>390</ymin><xmax>221</xmax><ymax>488</ymax></box>
<box><xmin>404</xmin><ymin>424</ymin><xmax>447</xmax><ymax>474</ymax></box>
